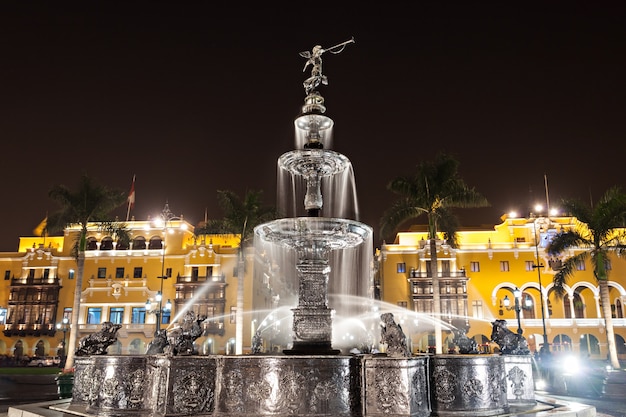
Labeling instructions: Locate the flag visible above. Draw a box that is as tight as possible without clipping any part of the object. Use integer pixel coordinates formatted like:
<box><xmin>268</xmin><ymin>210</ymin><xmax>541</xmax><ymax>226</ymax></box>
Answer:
<box><xmin>33</xmin><ymin>216</ymin><xmax>47</xmax><ymax>237</ymax></box>
<box><xmin>128</xmin><ymin>175</ymin><xmax>136</xmax><ymax>209</ymax></box>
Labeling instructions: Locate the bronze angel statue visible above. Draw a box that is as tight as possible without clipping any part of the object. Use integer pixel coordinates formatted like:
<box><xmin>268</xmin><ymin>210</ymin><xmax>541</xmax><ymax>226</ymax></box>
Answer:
<box><xmin>299</xmin><ymin>37</ymin><xmax>355</xmax><ymax>95</ymax></box>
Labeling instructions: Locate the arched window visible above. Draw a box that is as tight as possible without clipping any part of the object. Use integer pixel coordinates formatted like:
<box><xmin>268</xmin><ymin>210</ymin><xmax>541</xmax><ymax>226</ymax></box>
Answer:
<box><xmin>615</xmin><ymin>299</ymin><xmax>623</xmax><ymax>319</ymax></box>
<box><xmin>573</xmin><ymin>292</ymin><xmax>585</xmax><ymax>318</ymax></box>
<box><xmin>579</xmin><ymin>333</ymin><xmax>600</xmax><ymax>355</ymax></box>
<box><xmin>522</xmin><ymin>292</ymin><xmax>535</xmax><ymax>319</ymax></box>
<box><xmin>116</xmin><ymin>238</ymin><xmax>129</xmax><ymax>250</ymax></box>
<box><xmin>132</xmin><ymin>236</ymin><xmax>146</xmax><ymax>250</ymax></box>
<box><xmin>128</xmin><ymin>338</ymin><xmax>144</xmax><ymax>355</ymax></box>
<box><xmin>148</xmin><ymin>236</ymin><xmax>163</xmax><ymax>250</ymax></box>
<box><xmin>551</xmin><ymin>334</ymin><xmax>572</xmax><ymax>352</ymax></box>
<box><xmin>86</xmin><ymin>237</ymin><xmax>98</xmax><ymax>251</ymax></box>
<box><xmin>100</xmin><ymin>237</ymin><xmax>113</xmax><ymax>250</ymax></box>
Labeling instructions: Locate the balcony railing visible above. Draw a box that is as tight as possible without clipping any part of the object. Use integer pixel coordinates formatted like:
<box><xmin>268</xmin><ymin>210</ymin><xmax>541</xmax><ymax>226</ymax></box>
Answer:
<box><xmin>407</xmin><ymin>270</ymin><xmax>466</xmax><ymax>279</ymax></box>
<box><xmin>176</xmin><ymin>274</ymin><xmax>226</xmax><ymax>284</ymax></box>
<box><xmin>2</xmin><ymin>323</ymin><xmax>56</xmax><ymax>337</ymax></box>
<box><xmin>10</xmin><ymin>277</ymin><xmax>61</xmax><ymax>286</ymax></box>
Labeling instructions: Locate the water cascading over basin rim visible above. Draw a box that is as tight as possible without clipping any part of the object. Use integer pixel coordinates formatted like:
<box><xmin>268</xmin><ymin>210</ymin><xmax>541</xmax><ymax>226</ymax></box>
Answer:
<box><xmin>278</xmin><ymin>149</ymin><xmax>350</xmax><ymax>177</ymax></box>
<box><xmin>255</xmin><ymin>217</ymin><xmax>371</xmax><ymax>250</ymax></box>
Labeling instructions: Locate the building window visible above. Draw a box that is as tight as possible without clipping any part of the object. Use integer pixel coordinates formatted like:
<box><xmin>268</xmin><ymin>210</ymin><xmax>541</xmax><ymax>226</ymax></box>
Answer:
<box><xmin>500</xmin><ymin>261</ymin><xmax>510</xmax><ymax>272</ymax></box>
<box><xmin>87</xmin><ymin>308</ymin><xmax>102</xmax><ymax>324</ymax></box>
<box><xmin>28</xmin><ymin>269</ymin><xmax>35</xmax><ymax>279</ymax></box>
<box><xmin>4</xmin><ymin>271</ymin><xmax>10</xmax><ymax>280</ymax></box>
<box><xmin>165</xmin><ymin>267</ymin><xmax>172</xmax><ymax>278</ymax></box>
<box><xmin>63</xmin><ymin>308</ymin><xmax>72</xmax><ymax>322</ymax></box>
<box><xmin>161</xmin><ymin>309</ymin><xmax>170</xmax><ymax>324</ymax></box>
<box><xmin>109</xmin><ymin>307</ymin><xmax>124</xmax><ymax>324</ymax></box>
<box><xmin>230</xmin><ymin>306</ymin><xmax>237</xmax><ymax>324</ymax></box>
<box><xmin>525</xmin><ymin>261</ymin><xmax>534</xmax><ymax>272</ymax></box>
<box><xmin>133</xmin><ymin>267</ymin><xmax>143</xmax><ymax>278</ymax></box>
<box><xmin>576</xmin><ymin>259</ymin><xmax>585</xmax><ymax>271</ymax></box>
<box><xmin>97</xmin><ymin>268</ymin><xmax>107</xmax><ymax>279</ymax></box>
<box><xmin>397</xmin><ymin>301</ymin><xmax>408</xmax><ymax>308</ymax></box>
<box><xmin>69</xmin><ymin>269</ymin><xmax>75</xmax><ymax>279</ymax></box>
<box><xmin>472</xmin><ymin>300</ymin><xmax>484</xmax><ymax>319</ymax></box>
<box><xmin>115</xmin><ymin>267</ymin><xmax>124</xmax><ymax>278</ymax></box>
<box><xmin>441</xmin><ymin>260</ymin><xmax>450</xmax><ymax>274</ymax></box>
<box><xmin>131</xmin><ymin>307</ymin><xmax>146</xmax><ymax>324</ymax></box>
<box><xmin>470</xmin><ymin>262</ymin><xmax>480</xmax><ymax>272</ymax></box>
<box><xmin>396</xmin><ymin>263</ymin><xmax>406</xmax><ymax>273</ymax></box>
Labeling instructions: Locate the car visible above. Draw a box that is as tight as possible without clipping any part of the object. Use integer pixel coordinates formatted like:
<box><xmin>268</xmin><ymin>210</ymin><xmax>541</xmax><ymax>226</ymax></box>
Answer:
<box><xmin>26</xmin><ymin>357</ymin><xmax>54</xmax><ymax>367</ymax></box>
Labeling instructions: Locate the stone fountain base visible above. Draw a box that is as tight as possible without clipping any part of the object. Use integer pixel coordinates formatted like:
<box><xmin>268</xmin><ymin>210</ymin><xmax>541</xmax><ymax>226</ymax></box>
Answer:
<box><xmin>65</xmin><ymin>353</ymin><xmax>536</xmax><ymax>417</ymax></box>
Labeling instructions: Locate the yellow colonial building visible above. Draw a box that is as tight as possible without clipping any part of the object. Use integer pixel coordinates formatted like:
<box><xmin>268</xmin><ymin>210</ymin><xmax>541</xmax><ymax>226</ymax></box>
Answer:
<box><xmin>2</xmin><ymin>209</ymin><xmax>626</xmax><ymax>364</ymax></box>
<box><xmin>0</xmin><ymin>212</ymin><xmax>263</xmax><ymax>361</ymax></box>
<box><xmin>378</xmin><ymin>213</ymin><xmax>626</xmax><ymax>361</ymax></box>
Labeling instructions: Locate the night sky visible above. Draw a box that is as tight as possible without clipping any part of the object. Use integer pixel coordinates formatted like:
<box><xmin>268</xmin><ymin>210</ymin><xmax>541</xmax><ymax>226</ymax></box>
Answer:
<box><xmin>1</xmin><ymin>2</ymin><xmax>625</xmax><ymax>251</ymax></box>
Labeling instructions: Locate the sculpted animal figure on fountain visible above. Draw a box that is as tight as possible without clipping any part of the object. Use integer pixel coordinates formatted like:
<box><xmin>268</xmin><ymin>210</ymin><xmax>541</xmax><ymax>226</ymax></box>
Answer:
<box><xmin>453</xmin><ymin>327</ymin><xmax>479</xmax><ymax>354</ymax></box>
<box><xmin>166</xmin><ymin>310</ymin><xmax>206</xmax><ymax>356</ymax></box>
<box><xmin>380</xmin><ymin>312</ymin><xmax>411</xmax><ymax>357</ymax></box>
<box><xmin>146</xmin><ymin>329</ymin><xmax>169</xmax><ymax>354</ymax></box>
<box><xmin>75</xmin><ymin>321</ymin><xmax>122</xmax><ymax>356</ymax></box>
<box><xmin>490</xmin><ymin>319</ymin><xmax>530</xmax><ymax>355</ymax></box>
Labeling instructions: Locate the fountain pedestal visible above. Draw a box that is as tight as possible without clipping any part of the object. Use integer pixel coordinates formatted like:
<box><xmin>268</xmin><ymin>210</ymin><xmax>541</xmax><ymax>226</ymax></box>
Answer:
<box><xmin>502</xmin><ymin>355</ymin><xmax>536</xmax><ymax>406</ymax></box>
<box><xmin>430</xmin><ymin>354</ymin><xmax>509</xmax><ymax>417</ymax></box>
<box><xmin>362</xmin><ymin>354</ymin><xmax>430</xmax><ymax>417</ymax></box>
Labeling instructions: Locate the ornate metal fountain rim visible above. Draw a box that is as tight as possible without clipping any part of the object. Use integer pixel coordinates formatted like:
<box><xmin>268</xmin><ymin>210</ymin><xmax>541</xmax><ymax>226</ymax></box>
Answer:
<box><xmin>278</xmin><ymin>149</ymin><xmax>350</xmax><ymax>177</ymax></box>
<box><xmin>255</xmin><ymin>217</ymin><xmax>371</xmax><ymax>250</ymax></box>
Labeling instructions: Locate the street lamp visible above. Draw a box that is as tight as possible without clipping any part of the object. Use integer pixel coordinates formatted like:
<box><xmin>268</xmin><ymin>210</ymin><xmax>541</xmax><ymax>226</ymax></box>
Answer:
<box><xmin>146</xmin><ymin>295</ymin><xmax>172</xmax><ymax>335</ymax></box>
<box><xmin>502</xmin><ymin>287</ymin><xmax>531</xmax><ymax>335</ymax></box>
<box><xmin>56</xmin><ymin>317</ymin><xmax>69</xmax><ymax>365</ymax></box>
<box><xmin>147</xmin><ymin>202</ymin><xmax>185</xmax><ymax>335</ymax></box>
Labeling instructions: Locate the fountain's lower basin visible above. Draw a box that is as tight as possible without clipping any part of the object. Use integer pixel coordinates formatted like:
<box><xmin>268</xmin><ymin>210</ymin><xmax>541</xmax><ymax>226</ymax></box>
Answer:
<box><xmin>65</xmin><ymin>353</ymin><xmax>537</xmax><ymax>417</ymax></box>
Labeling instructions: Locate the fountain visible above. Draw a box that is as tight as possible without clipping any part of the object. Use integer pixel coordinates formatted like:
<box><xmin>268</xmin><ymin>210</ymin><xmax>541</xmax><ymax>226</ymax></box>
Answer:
<box><xmin>37</xmin><ymin>40</ymin><xmax>596</xmax><ymax>417</ymax></box>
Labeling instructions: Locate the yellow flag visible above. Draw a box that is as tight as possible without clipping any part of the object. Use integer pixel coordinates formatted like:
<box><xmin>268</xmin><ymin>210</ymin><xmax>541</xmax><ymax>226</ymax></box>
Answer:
<box><xmin>33</xmin><ymin>217</ymin><xmax>47</xmax><ymax>236</ymax></box>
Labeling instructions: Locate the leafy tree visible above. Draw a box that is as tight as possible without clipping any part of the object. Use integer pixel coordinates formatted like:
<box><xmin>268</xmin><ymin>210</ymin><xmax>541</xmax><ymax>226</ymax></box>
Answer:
<box><xmin>380</xmin><ymin>152</ymin><xmax>489</xmax><ymax>353</ymax></box>
<box><xmin>47</xmin><ymin>174</ymin><xmax>127</xmax><ymax>371</ymax></box>
<box><xmin>546</xmin><ymin>187</ymin><xmax>626</xmax><ymax>369</ymax></box>
<box><xmin>198</xmin><ymin>189</ymin><xmax>277</xmax><ymax>353</ymax></box>
<box><xmin>380</xmin><ymin>152</ymin><xmax>489</xmax><ymax>243</ymax></box>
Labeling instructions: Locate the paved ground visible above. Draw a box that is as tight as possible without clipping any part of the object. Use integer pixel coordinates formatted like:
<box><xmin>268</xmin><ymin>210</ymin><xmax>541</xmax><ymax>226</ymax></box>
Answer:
<box><xmin>0</xmin><ymin>374</ymin><xmax>59</xmax><ymax>414</ymax></box>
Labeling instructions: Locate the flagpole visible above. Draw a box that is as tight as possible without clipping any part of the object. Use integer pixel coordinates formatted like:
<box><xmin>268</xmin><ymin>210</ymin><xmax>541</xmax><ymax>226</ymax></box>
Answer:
<box><xmin>126</xmin><ymin>175</ymin><xmax>136</xmax><ymax>221</ymax></box>
<box><xmin>543</xmin><ymin>174</ymin><xmax>550</xmax><ymax>219</ymax></box>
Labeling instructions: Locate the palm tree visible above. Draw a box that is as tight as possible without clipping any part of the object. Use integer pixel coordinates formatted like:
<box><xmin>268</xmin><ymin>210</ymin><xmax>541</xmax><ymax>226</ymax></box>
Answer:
<box><xmin>546</xmin><ymin>187</ymin><xmax>626</xmax><ymax>369</ymax></box>
<box><xmin>47</xmin><ymin>174</ymin><xmax>127</xmax><ymax>371</ymax></box>
<box><xmin>380</xmin><ymin>152</ymin><xmax>489</xmax><ymax>353</ymax></box>
<box><xmin>201</xmin><ymin>189</ymin><xmax>277</xmax><ymax>354</ymax></box>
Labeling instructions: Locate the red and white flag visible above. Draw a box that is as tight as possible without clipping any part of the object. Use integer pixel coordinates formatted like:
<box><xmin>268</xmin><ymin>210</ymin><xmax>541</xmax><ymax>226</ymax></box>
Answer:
<box><xmin>126</xmin><ymin>175</ymin><xmax>136</xmax><ymax>221</ymax></box>
<box><xmin>128</xmin><ymin>175</ymin><xmax>136</xmax><ymax>208</ymax></box>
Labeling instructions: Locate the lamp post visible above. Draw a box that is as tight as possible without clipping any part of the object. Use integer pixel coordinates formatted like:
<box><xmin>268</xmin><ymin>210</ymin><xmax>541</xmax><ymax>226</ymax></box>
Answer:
<box><xmin>532</xmin><ymin>215</ymin><xmax>551</xmax><ymax>354</ymax></box>
<box><xmin>56</xmin><ymin>317</ymin><xmax>69</xmax><ymax>366</ymax></box>
<box><xmin>147</xmin><ymin>202</ymin><xmax>185</xmax><ymax>335</ymax></box>
<box><xmin>146</xmin><ymin>295</ymin><xmax>172</xmax><ymax>335</ymax></box>
<box><xmin>503</xmin><ymin>287</ymin><xmax>531</xmax><ymax>335</ymax></box>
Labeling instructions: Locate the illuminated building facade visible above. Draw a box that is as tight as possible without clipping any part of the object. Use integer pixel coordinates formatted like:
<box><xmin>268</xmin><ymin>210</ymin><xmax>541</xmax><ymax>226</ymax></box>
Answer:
<box><xmin>378</xmin><ymin>214</ymin><xmax>626</xmax><ymax>360</ymax></box>
<box><xmin>0</xmin><ymin>219</ymin><xmax>252</xmax><ymax>360</ymax></box>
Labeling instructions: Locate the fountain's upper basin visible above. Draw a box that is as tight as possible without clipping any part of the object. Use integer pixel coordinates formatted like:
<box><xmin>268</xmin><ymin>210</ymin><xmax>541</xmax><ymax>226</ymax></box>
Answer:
<box><xmin>278</xmin><ymin>149</ymin><xmax>350</xmax><ymax>177</ymax></box>
<box><xmin>255</xmin><ymin>217</ymin><xmax>372</xmax><ymax>250</ymax></box>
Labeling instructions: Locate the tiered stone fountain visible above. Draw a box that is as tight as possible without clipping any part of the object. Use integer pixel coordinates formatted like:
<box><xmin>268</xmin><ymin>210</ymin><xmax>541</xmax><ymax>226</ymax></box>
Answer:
<box><xmin>56</xmin><ymin>40</ymin><xmax>540</xmax><ymax>417</ymax></box>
